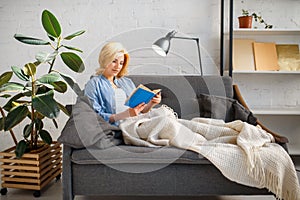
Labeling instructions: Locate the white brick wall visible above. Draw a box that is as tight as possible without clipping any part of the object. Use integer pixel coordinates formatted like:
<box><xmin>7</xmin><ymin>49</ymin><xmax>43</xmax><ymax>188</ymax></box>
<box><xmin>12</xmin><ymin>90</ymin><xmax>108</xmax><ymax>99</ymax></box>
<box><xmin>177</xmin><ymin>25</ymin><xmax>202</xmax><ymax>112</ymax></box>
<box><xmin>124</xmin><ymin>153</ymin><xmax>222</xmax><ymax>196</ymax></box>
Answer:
<box><xmin>0</xmin><ymin>0</ymin><xmax>221</xmax><ymax>151</ymax></box>
<box><xmin>0</xmin><ymin>0</ymin><xmax>299</xmax><ymax>151</ymax></box>
<box><xmin>234</xmin><ymin>0</ymin><xmax>300</xmax><ymax>29</ymax></box>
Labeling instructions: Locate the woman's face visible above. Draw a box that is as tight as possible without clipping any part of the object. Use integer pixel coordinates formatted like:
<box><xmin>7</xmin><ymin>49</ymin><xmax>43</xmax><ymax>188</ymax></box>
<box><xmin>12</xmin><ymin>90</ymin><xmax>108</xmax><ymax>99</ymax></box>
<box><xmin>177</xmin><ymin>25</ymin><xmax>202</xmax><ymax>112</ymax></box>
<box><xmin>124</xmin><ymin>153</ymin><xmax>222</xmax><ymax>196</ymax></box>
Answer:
<box><xmin>103</xmin><ymin>53</ymin><xmax>124</xmax><ymax>79</ymax></box>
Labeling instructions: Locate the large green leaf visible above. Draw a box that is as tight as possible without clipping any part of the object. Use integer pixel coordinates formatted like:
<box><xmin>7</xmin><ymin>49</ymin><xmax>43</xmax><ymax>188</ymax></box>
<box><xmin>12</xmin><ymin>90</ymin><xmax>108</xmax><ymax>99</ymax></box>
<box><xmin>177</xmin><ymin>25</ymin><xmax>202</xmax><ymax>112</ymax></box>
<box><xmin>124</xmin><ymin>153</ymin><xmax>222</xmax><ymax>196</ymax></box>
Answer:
<box><xmin>23</xmin><ymin>123</ymin><xmax>33</xmax><ymax>139</ymax></box>
<box><xmin>57</xmin><ymin>101</ymin><xmax>70</xmax><ymax>116</ymax></box>
<box><xmin>42</xmin><ymin>10</ymin><xmax>61</xmax><ymax>38</ymax></box>
<box><xmin>36</xmin><ymin>82</ymin><xmax>54</xmax><ymax>90</ymax></box>
<box><xmin>39</xmin><ymin>129</ymin><xmax>52</xmax><ymax>145</ymax></box>
<box><xmin>15</xmin><ymin>140</ymin><xmax>28</xmax><ymax>158</ymax></box>
<box><xmin>0</xmin><ymin>71</ymin><xmax>13</xmax><ymax>87</ymax></box>
<box><xmin>23</xmin><ymin>63</ymin><xmax>36</xmax><ymax>77</ymax></box>
<box><xmin>36</xmin><ymin>85</ymin><xmax>51</xmax><ymax>95</ymax></box>
<box><xmin>64</xmin><ymin>30</ymin><xmax>85</xmax><ymax>40</ymax></box>
<box><xmin>33</xmin><ymin>60</ymin><xmax>41</xmax><ymax>67</ymax></box>
<box><xmin>0</xmin><ymin>94</ymin><xmax>11</xmax><ymax>98</ymax></box>
<box><xmin>32</xmin><ymin>90</ymin><xmax>60</xmax><ymax>119</ymax></box>
<box><xmin>37</xmin><ymin>72</ymin><xmax>61</xmax><ymax>84</ymax></box>
<box><xmin>11</xmin><ymin>66</ymin><xmax>29</xmax><ymax>81</ymax></box>
<box><xmin>34</xmin><ymin>118</ymin><xmax>44</xmax><ymax>130</ymax></box>
<box><xmin>59</xmin><ymin>73</ymin><xmax>83</xmax><ymax>96</ymax></box>
<box><xmin>62</xmin><ymin>45</ymin><xmax>83</xmax><ymax>53</ymax></box>
<box><xmin>2</xmin><ymin>93</ymin><xmax>26</xmax><ymax>111</ymax></box>
<box><xmin>60</xmin><ymin>52</ymin><xmax>85</xmax><ymax>73</ymax></box>
<box><xmin>14</xmin><ymin>34</ymin><xmax>50</xmax><ymax>45</ymax></box>
<box><xmin>51</xmin><ymin>81</ymin><xmax>67</xmax><ymax>93</ymax></box>
<box><xmin>47</xmin><ymin>34</ymin><xmax>55</xmax><ymax>41</ymax></box>
<box><xmin>0</xmin><ymin>117</ymin><xmax>4</xmax><ymax>131</ymax></box>
<box><xmin>0</xmin><ymin>82</ymin><xmax>25</xmax><ymax>93</ymax></box>
<box><xmin>35</xmin><ymin>51</ymin><xmax>58</xmax><ymax>63</ymax></box>
<box><xmin>4</xmin><ymin>105</ymin><xmax>29</xmax><ymax>131</ymax></box>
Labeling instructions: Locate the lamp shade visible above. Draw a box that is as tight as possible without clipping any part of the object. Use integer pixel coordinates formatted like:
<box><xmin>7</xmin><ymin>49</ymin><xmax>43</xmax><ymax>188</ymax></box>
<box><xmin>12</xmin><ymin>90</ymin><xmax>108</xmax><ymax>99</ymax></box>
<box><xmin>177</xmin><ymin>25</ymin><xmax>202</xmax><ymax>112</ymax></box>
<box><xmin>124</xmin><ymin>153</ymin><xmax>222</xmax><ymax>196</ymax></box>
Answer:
<box><xmin>152</xmin><ymin>37</ymin><xmax>171</xmax><ymax>57</ymax></box>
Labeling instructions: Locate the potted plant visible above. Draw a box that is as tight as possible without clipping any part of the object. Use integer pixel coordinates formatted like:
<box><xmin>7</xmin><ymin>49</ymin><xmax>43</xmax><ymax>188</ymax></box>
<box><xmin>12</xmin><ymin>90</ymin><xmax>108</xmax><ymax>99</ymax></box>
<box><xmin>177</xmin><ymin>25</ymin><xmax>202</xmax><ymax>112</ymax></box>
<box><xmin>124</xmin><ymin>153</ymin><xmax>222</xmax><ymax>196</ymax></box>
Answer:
<box><xmin>0</xmin><ymin>9</ymin><xmax>85</xmax><ymax>197</ymax></box>
<box><xmin>238</xmin><ymin>9</ymin><xmax>273</xmax><ymax>29</ymax></box>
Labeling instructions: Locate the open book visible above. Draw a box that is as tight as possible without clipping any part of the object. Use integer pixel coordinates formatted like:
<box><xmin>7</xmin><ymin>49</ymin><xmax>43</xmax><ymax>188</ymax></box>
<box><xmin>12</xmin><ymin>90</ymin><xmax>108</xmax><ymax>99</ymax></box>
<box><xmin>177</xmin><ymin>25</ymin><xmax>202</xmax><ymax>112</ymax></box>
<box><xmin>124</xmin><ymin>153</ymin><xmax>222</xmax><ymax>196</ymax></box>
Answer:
<box><xmin>124</xmin><ymin>84</ymin><xmax>161</xmax><ymax>108</ymax></box>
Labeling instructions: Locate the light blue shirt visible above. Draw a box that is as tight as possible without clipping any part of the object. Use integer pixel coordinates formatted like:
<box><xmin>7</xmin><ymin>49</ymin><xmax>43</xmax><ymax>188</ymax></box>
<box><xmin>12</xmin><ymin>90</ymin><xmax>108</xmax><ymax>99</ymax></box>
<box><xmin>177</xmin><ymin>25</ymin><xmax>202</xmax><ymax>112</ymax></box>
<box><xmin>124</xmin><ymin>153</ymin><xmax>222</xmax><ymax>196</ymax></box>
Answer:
<box><xmin>84</xmin><ymin>74</ymin><xmax>136</xmax><ymax>125</ymax></box>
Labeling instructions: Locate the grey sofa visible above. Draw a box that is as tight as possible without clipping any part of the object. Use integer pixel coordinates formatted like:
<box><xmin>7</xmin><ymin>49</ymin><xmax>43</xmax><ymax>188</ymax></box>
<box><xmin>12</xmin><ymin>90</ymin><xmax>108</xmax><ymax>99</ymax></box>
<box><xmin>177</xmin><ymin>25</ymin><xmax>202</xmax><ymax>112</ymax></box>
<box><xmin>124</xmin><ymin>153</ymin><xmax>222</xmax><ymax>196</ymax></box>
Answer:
<box><xmin>60</xmin><ymin>75</ymin><xmax>288</xmax><ymax>200</ymax></box>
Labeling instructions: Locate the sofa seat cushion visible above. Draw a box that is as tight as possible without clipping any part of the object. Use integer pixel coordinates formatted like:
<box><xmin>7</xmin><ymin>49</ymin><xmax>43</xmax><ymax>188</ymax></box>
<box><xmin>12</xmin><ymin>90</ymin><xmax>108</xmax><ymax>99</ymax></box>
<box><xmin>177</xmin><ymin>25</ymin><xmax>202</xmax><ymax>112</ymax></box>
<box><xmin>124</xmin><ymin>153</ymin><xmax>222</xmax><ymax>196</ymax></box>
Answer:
<box><xmin>71</xmin><ymin>145</ymin><xmax>211</xmax><ymax>165</ymax></box>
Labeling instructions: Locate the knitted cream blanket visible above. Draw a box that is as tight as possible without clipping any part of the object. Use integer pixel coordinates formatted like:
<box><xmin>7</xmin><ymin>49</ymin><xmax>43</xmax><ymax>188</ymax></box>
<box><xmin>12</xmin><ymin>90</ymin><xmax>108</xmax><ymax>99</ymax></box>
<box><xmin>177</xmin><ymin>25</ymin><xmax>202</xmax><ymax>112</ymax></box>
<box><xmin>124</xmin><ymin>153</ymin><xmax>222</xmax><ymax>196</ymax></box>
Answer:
<box><xmin>120</xmin><ymin>105</ymin><xmax>300</xmax><ymax>200</ymax></box>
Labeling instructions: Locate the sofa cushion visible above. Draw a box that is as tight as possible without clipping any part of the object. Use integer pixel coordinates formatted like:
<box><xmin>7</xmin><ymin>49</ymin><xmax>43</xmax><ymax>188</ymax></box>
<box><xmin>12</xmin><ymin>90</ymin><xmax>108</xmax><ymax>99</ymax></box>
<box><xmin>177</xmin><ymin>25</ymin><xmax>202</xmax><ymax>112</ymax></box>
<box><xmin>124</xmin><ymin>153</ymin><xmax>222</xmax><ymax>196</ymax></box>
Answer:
<box><xmin>128</xmin><ymin>75</ymin><xmax>233</xmax><ymax>119</ymax></box>
<box><xmin>198</xmin><ymin>93</ymin><xmax>257</xmax><ymax>124</ymax></box>
<box><xmin>58</xmin><ymin>95</ymin><xmax>123</xmax><ymax>149</ymax></box>
<box><xmin>71</xmin><ymin>145</ymin><xmax>210</xmax><ymax>165</ymax></box>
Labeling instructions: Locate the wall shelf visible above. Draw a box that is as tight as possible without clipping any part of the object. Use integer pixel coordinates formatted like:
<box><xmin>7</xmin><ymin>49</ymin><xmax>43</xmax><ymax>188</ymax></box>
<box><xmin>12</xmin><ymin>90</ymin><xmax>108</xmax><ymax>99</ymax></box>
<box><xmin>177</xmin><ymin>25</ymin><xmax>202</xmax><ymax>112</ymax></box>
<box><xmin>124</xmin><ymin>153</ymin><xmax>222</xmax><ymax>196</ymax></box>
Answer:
<box><xmin>232</xmin><ymin>70</ymin><xmax>300</xmax><ymax>74</ymax></box>
<box><xmin>228</xmin><ymin>1</ymin><xmax>300</xmax><ymax>155</ymax></box>
<box><xmin>233</xmin><ymin>29</ymin><xmax>300</xmax><ymax>35</ymax></box>
<box><xmin>251</xmin><ymin>107</ymin><xmax>300</xmax><ymax>115</ymax></box>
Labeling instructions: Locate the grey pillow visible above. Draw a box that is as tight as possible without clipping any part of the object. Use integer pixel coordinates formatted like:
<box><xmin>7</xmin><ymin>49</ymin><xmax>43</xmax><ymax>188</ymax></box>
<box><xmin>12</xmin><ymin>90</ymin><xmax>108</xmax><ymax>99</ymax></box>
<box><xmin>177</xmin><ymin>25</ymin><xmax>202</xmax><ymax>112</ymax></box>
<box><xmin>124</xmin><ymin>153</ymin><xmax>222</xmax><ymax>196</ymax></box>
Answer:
<box><xmin>198</xmin><ymin>93</ymin><xmax>257</xmax><ymax>125</ymax></box>
<box><xmin>58</xmin><ymin>96</ymin><xmax>123</xmax><ymax>149</ymax></box>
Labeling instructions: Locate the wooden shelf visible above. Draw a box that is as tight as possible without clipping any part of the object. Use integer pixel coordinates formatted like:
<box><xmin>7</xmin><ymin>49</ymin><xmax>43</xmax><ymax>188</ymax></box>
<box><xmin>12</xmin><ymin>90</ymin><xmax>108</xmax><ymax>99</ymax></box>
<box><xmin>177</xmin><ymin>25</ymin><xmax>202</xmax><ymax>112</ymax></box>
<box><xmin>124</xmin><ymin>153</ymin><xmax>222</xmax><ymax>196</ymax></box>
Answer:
<box><xmin>228</xmin><ymin>4</ymin><xmax>300</xmax><ymax>155</ymax></box>
<box><xmin>232</xmin><ymin>70</ymin><xmax>300</xmax><ymax>74</ymax></box>
<box><xmin>288</xmin><ymin>144</ymin><xmax>300</xmax><ymax>155</ymax></box>
<box><xmin>233</xmin><ymin>29</ymin><xmax>300</xmax><ymax>35</ymax></box>
<box><xmin>251</xmin><ymin>106</ymin><xmax>300</xmax><ymax>115</ymax></box>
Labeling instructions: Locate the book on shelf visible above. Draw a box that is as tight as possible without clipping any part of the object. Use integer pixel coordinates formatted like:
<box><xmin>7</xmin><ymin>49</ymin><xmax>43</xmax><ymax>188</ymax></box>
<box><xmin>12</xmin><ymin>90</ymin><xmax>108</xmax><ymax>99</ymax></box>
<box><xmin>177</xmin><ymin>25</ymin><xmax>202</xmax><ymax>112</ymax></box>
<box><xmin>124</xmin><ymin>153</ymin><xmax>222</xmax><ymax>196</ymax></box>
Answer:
<box><xmin>253</xmin><ymin>42</ymin><xmax>279</xmax><ymax>71</ymax></box>
<box><xmin>276</xmin><ymin>44</ymin><xmax>300</xmax><ymax>71</ymax></box>
<box><xmin>125</xmin><ymin>84</ymin><xmax>161</xmax><ymax>108</ymax></box>
<box><xmin>233</xmin><ymin>39</ymin><xmax>255</xmax><ymax>71</ymax></box>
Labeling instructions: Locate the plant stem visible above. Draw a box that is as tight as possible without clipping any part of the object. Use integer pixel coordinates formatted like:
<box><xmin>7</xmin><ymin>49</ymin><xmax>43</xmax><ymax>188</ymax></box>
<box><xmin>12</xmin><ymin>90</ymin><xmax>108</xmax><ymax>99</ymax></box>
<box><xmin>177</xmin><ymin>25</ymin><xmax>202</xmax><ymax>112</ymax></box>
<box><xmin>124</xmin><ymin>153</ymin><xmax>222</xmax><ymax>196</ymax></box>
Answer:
<box><xmin>48</xmin><ymin>37</ymin><xmax>61</xmax><ymax>74</ymax></box>
<box><xmin>31</xmin><ymin>77</ymin><xmax>37</xmax><ymax>149</ymax></box>
<box><xmin>0</xmin><ymin>107</ymin><xmax>18</xmax><ymax>146</ymax></box>
<box><xmin>48</xmin><ymin>57</ymin><xmax>57</xmax><ymax>74</ymax></box>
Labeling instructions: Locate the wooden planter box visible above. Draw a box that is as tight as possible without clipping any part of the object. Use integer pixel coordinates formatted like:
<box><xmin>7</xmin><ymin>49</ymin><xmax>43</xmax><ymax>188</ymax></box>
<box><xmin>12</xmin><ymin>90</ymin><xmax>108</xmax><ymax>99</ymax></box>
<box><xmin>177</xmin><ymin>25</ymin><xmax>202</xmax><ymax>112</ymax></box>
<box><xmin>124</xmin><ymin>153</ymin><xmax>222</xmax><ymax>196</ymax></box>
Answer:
<box><xmin>0</xmin><ymin>141</ymin><xmax>62</xmax><ymax>197</ymax></box>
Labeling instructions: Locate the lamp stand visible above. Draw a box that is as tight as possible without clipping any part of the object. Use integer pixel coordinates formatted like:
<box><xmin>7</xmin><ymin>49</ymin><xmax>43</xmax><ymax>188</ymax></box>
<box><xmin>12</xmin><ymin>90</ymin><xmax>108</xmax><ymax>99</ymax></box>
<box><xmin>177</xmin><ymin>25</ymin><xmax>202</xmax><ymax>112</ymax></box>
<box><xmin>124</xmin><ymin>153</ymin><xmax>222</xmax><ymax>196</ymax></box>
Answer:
<box><xmin>172</xmin><ymin>36</ymin><xmax>203</xmax><ymax>76</ymax></box>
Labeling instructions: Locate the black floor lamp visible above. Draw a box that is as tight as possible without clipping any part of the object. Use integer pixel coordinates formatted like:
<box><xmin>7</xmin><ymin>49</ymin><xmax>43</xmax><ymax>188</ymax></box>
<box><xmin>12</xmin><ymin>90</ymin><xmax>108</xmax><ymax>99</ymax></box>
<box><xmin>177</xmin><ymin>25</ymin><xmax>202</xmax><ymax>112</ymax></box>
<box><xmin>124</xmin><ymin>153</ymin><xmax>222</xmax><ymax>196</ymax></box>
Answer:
<box><xmin>152</xmin><ymin>30</ymin><xmax>203</xmax><ymax>76</ymax></box>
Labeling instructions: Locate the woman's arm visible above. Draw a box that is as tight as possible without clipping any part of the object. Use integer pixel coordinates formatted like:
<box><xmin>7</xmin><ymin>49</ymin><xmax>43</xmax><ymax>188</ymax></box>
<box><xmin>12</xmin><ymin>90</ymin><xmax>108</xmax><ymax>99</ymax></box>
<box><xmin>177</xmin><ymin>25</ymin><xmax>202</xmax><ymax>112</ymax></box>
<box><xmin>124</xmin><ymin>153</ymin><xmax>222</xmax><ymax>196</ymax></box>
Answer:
<box><xmin>142</xmin><ymin>92</ymin><xmax>162</xmax><ymax>113</ymax></box>
<box><xmin>109</xmin><ymin>103</ymin><xmax>146</xmax><ymax>123</ymax></box>
<box><xmin>84</xmin><ymin>77</ymin><xmax>115</xmax><ymax>122</ymax></box>
<box><xmin>109</xmin><ymin>91</ymin><xmax>161</xmax><ymax>123</ymax></box>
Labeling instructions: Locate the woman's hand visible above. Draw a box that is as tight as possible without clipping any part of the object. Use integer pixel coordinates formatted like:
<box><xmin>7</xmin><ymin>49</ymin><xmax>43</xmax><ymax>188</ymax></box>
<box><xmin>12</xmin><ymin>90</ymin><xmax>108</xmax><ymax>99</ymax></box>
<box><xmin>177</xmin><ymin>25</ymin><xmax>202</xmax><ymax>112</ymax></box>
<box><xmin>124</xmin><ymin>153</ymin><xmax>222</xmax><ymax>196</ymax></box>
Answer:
<box><xmin>112</xmin><ymin>93</ymin><xmax>162</xmax><ymax>124</ymax></box>
<box><xmin>129</xmin><ymin>103</ymin><xmax>147</xmax><ymax>117</ymax></box>
<box><xmin>141</xmin><ymin>92</ymin><xmax>162</xmax><ymax>113</ymax></box>
<box><xmin>150</xmin><ymin>92</ymin><xmax>162</xmax><ymax>105</ymax></box>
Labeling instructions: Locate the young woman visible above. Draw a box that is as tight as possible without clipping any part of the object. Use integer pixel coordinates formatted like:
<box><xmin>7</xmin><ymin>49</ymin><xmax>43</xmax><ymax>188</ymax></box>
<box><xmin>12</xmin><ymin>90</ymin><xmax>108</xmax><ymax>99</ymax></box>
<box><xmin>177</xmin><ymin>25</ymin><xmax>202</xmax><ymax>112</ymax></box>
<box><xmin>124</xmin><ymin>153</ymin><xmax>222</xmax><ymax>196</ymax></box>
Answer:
<box><xmin>84</xmin><ymin>42</ymin><xmax>161</xmax><ymax>126</ymax></box>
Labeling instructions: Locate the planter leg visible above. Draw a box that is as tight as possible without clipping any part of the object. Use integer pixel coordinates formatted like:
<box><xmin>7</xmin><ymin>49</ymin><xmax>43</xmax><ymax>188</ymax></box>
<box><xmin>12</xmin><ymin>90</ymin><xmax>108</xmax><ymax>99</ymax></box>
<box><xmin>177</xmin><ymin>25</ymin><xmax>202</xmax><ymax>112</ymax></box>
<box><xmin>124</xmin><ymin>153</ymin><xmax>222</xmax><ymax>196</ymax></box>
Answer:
<box><xmin>56</xmin><ymin>174</ymin><xmax>61</xmax><ymax>182</ymax></box>
<box><xmin>0</xmin><ymin>188</ymin><xmax>7</xmax><ymax>195</ymax></box>
<box><xmin>33</xmin><ymin>190</ymin><xmax>41</xmax><ymax>198</ymax></box>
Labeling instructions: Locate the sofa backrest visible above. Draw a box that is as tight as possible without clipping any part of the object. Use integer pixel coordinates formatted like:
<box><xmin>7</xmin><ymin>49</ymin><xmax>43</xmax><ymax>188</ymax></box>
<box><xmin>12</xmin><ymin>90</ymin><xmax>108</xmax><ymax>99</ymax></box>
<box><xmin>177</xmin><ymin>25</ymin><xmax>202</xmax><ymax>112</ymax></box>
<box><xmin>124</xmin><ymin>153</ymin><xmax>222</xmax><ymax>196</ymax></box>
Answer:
<box><xmin>128</xmin><ymin>75</ymin><xmax>233</xmax><ymax>119</ymax></box>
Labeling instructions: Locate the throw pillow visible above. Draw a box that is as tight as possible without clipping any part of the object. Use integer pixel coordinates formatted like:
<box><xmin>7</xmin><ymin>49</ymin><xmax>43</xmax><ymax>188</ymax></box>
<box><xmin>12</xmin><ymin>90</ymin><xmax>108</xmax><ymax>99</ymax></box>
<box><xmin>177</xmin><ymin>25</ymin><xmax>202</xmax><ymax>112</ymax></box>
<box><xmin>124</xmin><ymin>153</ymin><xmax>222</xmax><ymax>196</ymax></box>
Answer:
<box><xmin>58</xmin><ymin>95</ymin><xmax>123</xmax><ymax>149</ymax></box>
<box><xmin>197</xmin><ymin>93</ymin><xmax>257</xmax><ymax>125</ymax></box>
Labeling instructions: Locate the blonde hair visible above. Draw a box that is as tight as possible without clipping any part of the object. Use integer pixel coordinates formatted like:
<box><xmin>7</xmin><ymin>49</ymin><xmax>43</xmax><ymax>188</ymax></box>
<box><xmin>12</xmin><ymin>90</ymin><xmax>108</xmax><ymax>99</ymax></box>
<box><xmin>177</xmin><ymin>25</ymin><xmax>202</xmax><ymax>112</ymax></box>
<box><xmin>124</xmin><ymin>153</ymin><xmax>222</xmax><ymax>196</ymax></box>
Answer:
<box><xmin>96</xmin><ymin>42</ymin><xmax>130</xmax><ymax>78</ymax></box>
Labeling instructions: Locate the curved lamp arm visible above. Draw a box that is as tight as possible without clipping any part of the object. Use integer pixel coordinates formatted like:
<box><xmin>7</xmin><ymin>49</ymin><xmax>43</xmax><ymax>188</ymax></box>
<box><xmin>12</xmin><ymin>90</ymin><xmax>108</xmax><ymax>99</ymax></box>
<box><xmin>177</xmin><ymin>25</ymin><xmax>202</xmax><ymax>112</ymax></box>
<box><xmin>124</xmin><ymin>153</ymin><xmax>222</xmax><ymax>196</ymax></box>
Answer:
<box><xmin>152</xmin><ymin>30</ymin><xmax>203</xmax><ymax>76</ymax></box>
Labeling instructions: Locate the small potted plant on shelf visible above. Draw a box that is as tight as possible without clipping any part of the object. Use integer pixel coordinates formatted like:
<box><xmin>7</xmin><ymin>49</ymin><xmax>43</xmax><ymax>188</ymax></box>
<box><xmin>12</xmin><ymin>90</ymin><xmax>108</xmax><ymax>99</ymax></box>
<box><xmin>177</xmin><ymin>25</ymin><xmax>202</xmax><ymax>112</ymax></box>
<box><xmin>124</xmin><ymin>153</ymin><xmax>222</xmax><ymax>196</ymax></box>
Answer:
<box><xmin>238</xmin><ymin>9</ymin><xmax>273</xmax><ymax>29</ymax></box>
<box><xmin>0</xmin><ymin>9</ymin><xmax>85</xmax><ymax>197</ymax></box>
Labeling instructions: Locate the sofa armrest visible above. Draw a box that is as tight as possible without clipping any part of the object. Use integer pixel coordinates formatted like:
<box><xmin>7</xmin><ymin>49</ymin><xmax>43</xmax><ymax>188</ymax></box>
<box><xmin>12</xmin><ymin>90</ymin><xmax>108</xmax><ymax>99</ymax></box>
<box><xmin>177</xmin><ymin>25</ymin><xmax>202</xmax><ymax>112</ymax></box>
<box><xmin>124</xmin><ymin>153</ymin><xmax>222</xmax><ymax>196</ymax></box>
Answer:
<box><xmin>233</xmin><ymin>84</ymin><xmax>289</xmax><ymax>144</ymax></box>
<box><xmin>62</xmin><ymin>145</ymin><xmax>74</xmax><ymax>200</ymax></box>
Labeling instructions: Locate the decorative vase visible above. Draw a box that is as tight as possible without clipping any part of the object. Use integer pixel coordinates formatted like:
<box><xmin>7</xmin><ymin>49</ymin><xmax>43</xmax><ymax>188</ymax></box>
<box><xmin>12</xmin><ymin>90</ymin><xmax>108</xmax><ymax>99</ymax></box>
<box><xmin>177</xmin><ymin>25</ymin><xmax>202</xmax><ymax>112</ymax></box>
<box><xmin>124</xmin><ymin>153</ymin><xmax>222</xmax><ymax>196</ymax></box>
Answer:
<box><xmin>0</xmin><ymin>141</ymin><xmax>62</xmax><ymax>197</ymax></box>
<box><xmin>238</xmin><ymin>16</ymin><xmax>253</xmax><ymax>28</ymax></box>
